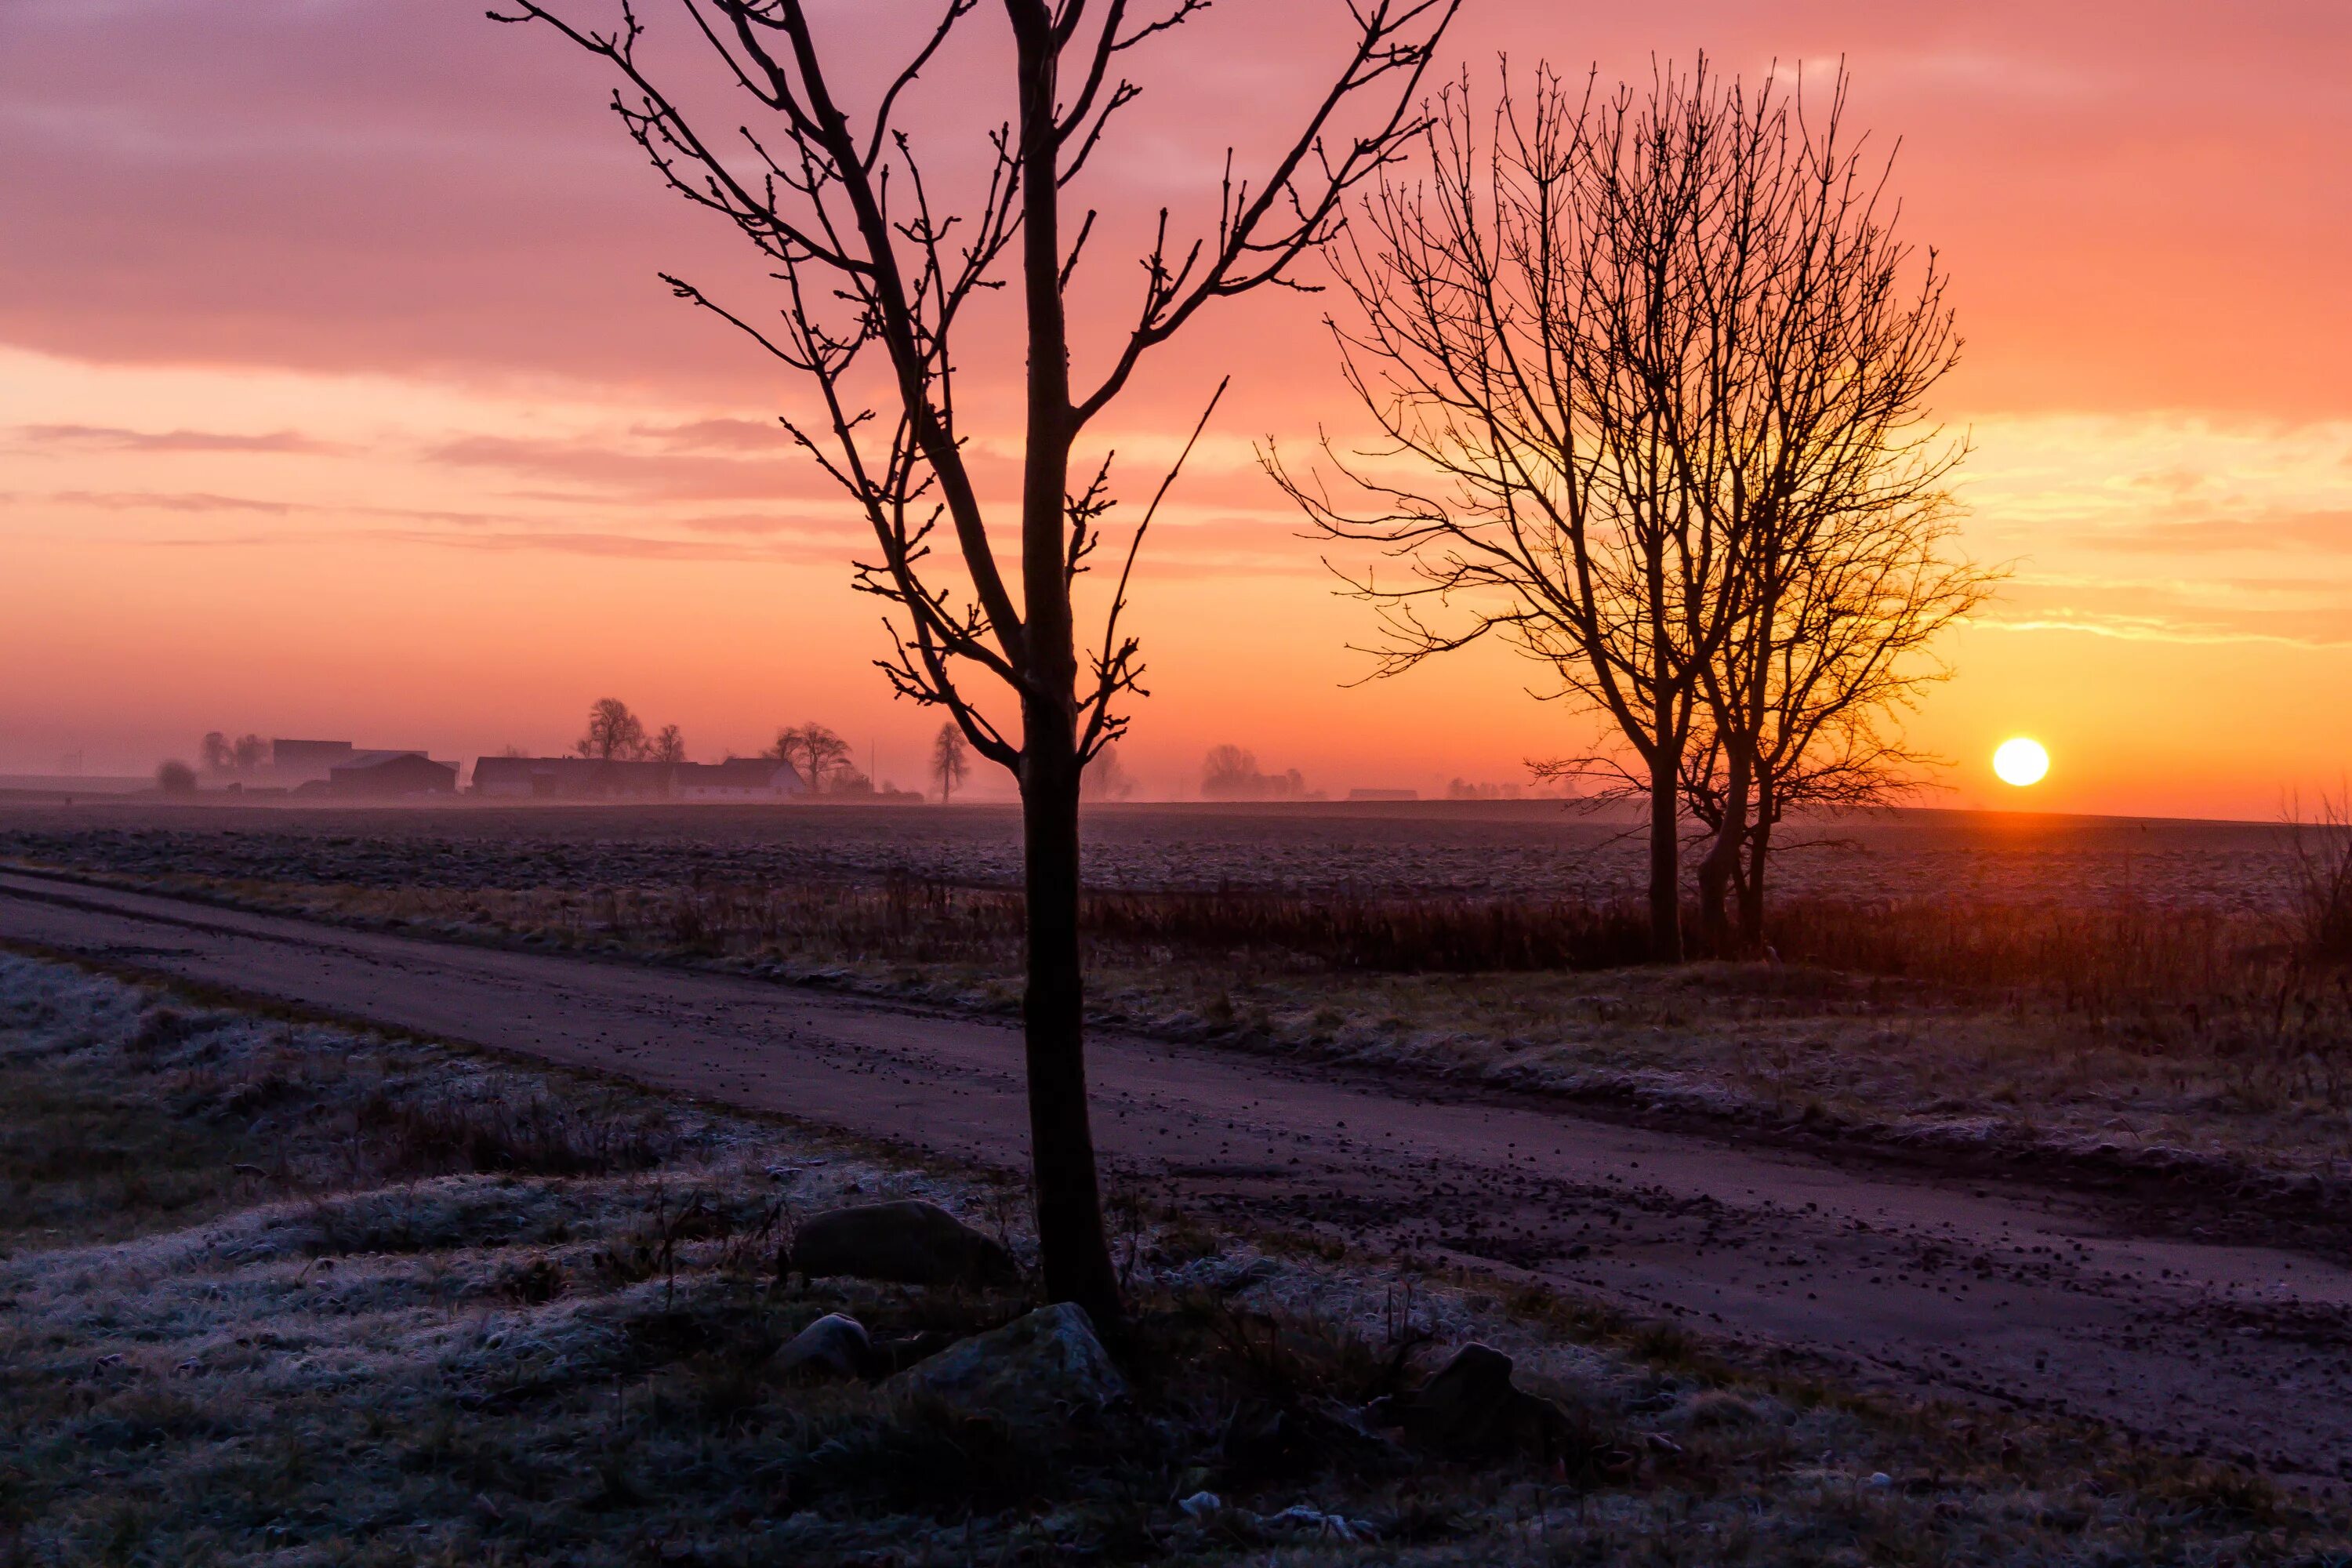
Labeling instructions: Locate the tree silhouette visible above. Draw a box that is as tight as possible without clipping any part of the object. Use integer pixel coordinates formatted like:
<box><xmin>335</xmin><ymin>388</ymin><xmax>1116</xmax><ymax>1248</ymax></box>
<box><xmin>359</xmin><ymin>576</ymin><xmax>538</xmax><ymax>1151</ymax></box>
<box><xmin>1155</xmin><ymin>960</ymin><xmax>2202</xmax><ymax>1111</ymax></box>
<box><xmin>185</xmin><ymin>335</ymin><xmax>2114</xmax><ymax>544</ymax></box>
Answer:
<box><xmin>576</xmin><ymin>697</ymin><xmax>649</xmax><ymax>760</ymax></box>
<box><xmin>770</xmin><ymin>722</ymin><xmax>852</xmax><ymax>794</ymax></box>
<box><xmin>931</xmin><ymin>720</ymin><xmax>971</xmax><ymax>804</ymax></box>
<box><xmin>1274</xmin><ymin>60</ymin><xmax>1981</xmax><ymax>960</ymax></box>
<box><xmin>1200</xmin><ymin>745</ymin><xmax>1308</xmax><ymax>800</ymax></box>
<box><xmin>495</xmin><ymin>0</ymin><xmax>1456</xmax><ymax>1320</ymax></box>
<box><xmin>648</xmin><ymin>724</ymin><xmax>688</xmax><ymax>764</ymax></box>
<box><xmin>1080</xmin><ymin>742</ymin><xmax>1135</xmax><ymax>802</ymax></box>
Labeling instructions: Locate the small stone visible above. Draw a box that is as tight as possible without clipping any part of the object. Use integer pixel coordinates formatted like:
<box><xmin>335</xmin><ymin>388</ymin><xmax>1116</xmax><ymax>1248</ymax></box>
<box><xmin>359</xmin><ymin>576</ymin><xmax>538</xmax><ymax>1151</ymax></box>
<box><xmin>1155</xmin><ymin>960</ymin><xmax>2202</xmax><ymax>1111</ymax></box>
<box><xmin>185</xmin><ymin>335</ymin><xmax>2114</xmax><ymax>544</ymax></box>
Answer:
<box><xmin>1177</xmin><ymin>1490</ymin><xmax>1222</xmax><ymax>1519</ymax></box>
<box><xmin>775</xmin><ymin>1313</ymin><xmax>874</xmax><ymax>1381</ymax></box>
<box><xmin>1866</xmin><ymin>1471</ymin><xmax>1894</xmax><ymax>1489</ymax></box>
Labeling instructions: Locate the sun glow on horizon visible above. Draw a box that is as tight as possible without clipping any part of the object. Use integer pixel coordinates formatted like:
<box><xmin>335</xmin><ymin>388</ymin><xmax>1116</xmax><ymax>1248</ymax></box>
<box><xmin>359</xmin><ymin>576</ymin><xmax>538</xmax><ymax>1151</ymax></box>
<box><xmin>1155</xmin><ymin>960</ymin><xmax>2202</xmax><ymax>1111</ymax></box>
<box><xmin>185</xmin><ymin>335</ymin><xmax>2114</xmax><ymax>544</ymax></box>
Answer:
<box><xmin>1993</xmin><ymin>736</ymin><xmax>2052</xmax><ymax>788</ymax></box>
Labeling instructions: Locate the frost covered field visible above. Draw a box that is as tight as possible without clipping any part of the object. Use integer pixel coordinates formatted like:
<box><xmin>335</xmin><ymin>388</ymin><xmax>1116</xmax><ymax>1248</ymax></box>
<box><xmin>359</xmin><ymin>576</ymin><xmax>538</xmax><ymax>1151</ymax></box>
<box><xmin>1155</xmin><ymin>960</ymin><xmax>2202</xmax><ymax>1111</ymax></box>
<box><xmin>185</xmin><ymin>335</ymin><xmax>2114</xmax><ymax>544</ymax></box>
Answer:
<box><xmin>0</xmin><ymin>798</ymin><xmax>2303</xmax><ymax>909</ymax></box>
<box><xmin>4</xmin><ymin>952</ymin><xmax>2340</xmax><ymax>1566</ymax></box>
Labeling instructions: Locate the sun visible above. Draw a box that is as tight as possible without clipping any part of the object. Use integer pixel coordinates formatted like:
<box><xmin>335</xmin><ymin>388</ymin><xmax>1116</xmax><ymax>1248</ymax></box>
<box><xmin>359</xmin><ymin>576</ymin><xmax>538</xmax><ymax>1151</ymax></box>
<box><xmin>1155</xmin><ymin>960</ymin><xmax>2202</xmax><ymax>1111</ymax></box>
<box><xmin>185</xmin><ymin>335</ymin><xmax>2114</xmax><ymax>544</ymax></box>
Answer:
<box><xmin>1993</xmin><ymin>736</ymin><xmax>2050</xmax><ymax>788</ymax></box>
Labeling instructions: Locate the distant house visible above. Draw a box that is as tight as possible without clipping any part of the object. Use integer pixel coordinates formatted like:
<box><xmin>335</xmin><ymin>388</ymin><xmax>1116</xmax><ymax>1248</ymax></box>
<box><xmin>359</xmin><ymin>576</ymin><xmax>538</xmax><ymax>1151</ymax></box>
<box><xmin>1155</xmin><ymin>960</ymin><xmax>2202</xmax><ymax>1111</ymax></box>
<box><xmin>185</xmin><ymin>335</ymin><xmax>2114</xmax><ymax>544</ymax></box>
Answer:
<box><xmin>470</xmin><ymin>757</ymin><xmax>659</xmax><ymax>800</ymax></box>
<box><xmin>322</xmin><ymin>750</ymin><xmax>458</xmax><ymax>798</ymax></box>
<box><xmin>470</xmin><ymin>756</ymin><xmax>807</xmax><ymax>801</ymax></box>
<box><xmin>673</xmin><ymin>759</ymin><xmax>808</xmax><ymax>800</ymax></box>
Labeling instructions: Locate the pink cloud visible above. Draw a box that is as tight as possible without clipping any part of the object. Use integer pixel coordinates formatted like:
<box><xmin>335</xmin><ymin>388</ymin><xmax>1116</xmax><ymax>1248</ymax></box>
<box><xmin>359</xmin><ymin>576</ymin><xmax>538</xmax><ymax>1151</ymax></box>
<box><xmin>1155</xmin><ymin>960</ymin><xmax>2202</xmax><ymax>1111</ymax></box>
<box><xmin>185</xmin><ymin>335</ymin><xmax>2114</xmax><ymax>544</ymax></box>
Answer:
<box><xmin>0</xmin><ymin>1</ymin><xmax>2343</xmax><ymax>421</ymax></box>
<box><xmin>16</xmin><ymin>423</ymin><xmax>347</xmax><ymax>455</ymax></box>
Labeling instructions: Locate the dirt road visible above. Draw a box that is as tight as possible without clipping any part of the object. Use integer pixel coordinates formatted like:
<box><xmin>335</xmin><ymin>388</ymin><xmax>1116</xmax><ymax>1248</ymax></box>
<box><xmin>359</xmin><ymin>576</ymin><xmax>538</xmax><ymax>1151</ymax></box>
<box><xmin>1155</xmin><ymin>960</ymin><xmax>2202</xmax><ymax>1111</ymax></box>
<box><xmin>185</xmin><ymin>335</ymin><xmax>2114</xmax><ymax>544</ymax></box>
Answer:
<box><xmin>4</xmin><ymin>869</ymin><xmax>2345</xmax><ymax>1483</ymax></box>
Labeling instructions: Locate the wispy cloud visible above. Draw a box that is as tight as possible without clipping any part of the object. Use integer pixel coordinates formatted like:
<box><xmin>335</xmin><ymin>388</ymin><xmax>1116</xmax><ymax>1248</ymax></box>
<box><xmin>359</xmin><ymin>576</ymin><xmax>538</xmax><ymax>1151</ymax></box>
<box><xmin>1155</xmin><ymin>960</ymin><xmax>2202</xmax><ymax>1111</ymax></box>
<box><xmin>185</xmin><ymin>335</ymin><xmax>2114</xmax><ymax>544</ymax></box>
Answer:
<box><xmin>630</xmin><ymin>417</ymin><xmax>786</xmax><ymax>452</ymax></box>
<box><xmin>1980</xmin><ymin>612</ymin><xmax>2352</xmax><ymax>651</ymax></box>
<box><xmin>367</xmin><ymin>528</ymin><xmax>840</xmax><ymax>563</ymax></box>
<box><xmin>2079</xmin><ymin>510</ymin><xmax>2352</xmax><ymax>555</ymax></box>
<box><xmin>21</xmin><ymin>489</ymin><xmax>517</xmax><ymax>528</ymax></box>
<box><xmin>15</xmin><ymin>423</ymin><xmax>348</xmax><ymax>455</ymax></box>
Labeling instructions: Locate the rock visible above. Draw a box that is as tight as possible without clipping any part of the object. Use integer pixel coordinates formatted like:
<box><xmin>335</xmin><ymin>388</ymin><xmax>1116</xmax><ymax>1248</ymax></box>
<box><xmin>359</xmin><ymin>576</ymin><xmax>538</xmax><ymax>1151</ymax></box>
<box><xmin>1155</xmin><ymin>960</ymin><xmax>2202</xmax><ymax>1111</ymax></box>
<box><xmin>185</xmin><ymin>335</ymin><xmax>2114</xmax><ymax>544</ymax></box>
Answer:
<box><xmin>887</xmin><ymin>1302</ymin><xmax>1126</xmax><ymax>1428</ymax></box>
<box><xmin>775</xmin><ymin>1312</ymin><xmax>875</xmax><ymax>1381</ymax></box>
<box><xmin>1177</xmin><ymin>1490</ymin><xmax>1223</xmax><ymax>1519</ymax></box>
<box><xmin>1367</xmin><ymin>1343</ymin><xmax>1577</xmax><ymax>1458</ymax></box>
<box><xmin>786</xmin><ymin>1200</ymin><xmax>1016</xmax><ymax>1289</ymax></box>
<box><xmin>1255</xmin><ymin>1504</ymin><xmax>1377</xmax><ymax>1543</ymax></box>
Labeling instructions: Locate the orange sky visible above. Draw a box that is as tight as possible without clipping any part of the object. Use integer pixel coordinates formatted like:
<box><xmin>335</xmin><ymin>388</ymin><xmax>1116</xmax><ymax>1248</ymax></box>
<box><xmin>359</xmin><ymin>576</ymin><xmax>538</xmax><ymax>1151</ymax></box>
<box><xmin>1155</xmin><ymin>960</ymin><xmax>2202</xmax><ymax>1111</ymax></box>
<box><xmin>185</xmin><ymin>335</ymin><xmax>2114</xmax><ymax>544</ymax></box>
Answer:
<box><xmin>2</xmin><ymin>2</ymin><xmax>2348</xmax><ymax>816</ymax></box>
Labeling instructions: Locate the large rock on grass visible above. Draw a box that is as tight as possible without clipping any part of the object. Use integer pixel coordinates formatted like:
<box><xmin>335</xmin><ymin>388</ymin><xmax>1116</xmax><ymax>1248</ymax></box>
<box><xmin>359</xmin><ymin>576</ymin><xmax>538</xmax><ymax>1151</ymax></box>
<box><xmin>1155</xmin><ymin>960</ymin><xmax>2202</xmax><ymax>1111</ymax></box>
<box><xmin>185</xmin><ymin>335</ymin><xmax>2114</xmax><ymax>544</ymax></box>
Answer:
<box><xmin>786</xmin><ymin>1200</ymin><xmax>1016</xmax><ymax>1289</ymax></box>
<box><xmin>887</xmin><ymin>1302</ymin><xmax>1127</xmax><ymax>1428</ymax></box>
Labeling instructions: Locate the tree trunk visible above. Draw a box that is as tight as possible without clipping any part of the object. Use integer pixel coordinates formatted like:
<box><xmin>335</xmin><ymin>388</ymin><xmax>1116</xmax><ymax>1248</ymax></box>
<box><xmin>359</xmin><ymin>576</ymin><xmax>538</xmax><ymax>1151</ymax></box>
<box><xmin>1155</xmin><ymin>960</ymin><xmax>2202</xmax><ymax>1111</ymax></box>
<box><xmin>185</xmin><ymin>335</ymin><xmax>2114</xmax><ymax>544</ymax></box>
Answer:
<box><xmin>1004</xmin><ymin>7</ymin><xmax>1120</xmax><ymax>1326</ymax></box>
<box><xmin>1740</xmin><ymin>785</ymin><xmax>1773</xmax><ymax>947</ymax></box>
<box><xmin>1019</xmin><ymin>720</ymin><xmax>1121</xmax><ymax>1322</ymax></box>
<box><xmin>1648</xmin><ymin>741</ymin><xmax>1685</xmax><ymax>963</ymax></box>
<box><xmin>1695</xmin><ymin>742</ymin><xmax>1751</xmax><ymax>957</ymax></box>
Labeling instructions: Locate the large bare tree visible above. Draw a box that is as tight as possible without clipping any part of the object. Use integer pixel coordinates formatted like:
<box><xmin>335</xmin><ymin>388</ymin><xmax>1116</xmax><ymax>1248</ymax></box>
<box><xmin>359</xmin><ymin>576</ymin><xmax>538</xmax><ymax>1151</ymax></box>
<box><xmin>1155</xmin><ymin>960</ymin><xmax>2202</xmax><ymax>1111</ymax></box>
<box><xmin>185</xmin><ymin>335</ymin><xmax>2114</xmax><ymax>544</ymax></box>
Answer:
<box><xmin>494</xmin><ymin>0</ymin><xmax>1455</xmax><ymax>1319</ymax></box>
<box><xmin>1274</xmin><ymin>60</ymin><xmax>1980</xmax><ymax>961</ymax></box>
<box><xmin>1272</xmin><ymin>62</ymin><xmax>1785</xmax><ymax>960</ymax></box>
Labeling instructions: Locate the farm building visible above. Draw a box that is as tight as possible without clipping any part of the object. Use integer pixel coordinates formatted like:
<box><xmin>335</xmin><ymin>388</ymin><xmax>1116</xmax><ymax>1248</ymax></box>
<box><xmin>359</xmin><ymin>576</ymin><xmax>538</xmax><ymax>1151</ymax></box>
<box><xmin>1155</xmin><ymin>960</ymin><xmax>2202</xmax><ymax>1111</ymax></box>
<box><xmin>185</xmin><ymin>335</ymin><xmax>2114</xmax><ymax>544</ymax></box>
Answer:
<box><xmin>673</xmin><ymin>759</ymin><xmax>808</xmax><ymax>800</ymax></box>
<box><xmin>321</xmin><ymin>750</ymin><xmax>458</xmax><ymax>798</ymax></box>
<box><xmin>267</xmin><ymin>739</ymin><xmax>356</xmax><ymax>786</ymax></box>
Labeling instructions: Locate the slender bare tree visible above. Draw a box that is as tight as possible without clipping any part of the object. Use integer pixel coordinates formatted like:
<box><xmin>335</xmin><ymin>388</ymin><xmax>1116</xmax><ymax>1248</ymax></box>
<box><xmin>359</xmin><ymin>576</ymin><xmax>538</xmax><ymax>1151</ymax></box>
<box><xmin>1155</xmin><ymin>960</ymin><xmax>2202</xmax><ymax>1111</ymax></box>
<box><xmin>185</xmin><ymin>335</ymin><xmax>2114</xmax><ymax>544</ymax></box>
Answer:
<box><xmin>1683</xmin><ymin>492</ymin><xmax>1995</xmax><ymax>946</ymax></box>
<box><xmin>1639</xmin><ymin>70</ymin><xmax>1989</xmax><ymax>951</ymax></box>
<box><xmin>648</xmin><ymin>723</ymin><xmax>688</xmax><ymax>764</ymax></box>
<box><xmin>495</xmin><ymin>0</ymin><xmax>1455</xmax><ymax>1318</ymax></box>
<box><xmin>931</xmin><ymin>719</ymin><xmax>971</xmax><ymax>804</ymax></box>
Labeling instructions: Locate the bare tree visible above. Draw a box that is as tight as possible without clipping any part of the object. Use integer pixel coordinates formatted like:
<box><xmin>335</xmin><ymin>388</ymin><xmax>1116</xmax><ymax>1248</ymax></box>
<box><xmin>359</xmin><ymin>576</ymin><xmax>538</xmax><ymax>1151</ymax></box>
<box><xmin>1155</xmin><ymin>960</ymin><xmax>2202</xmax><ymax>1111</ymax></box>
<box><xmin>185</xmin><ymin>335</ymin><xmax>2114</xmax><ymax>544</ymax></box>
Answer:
<box><xmin>577</xmin><ymin>697</ymin><xmax>650</xmax><ymax>760</ymax></box>
<box><xmin>1684</xmin><ymin>496</ymin><xmax>1995</xmax><ymax>949</ymax></box>
<box><xmin>1274</xmin><ymin>60</ymin><xmax>1979</xmax><ymax>962</ymax></box>
<box><xmin>1620</xmin><ymin>71</ymin><xmax>1986</xmax><ymax>951</ymax></box>
<box><xmin>1080</xmin><ymin>741</ymin><xmax>1134</xmax><ymax>802</ymax></box>
<box><xmin>931</xmin><ymin>719</ymin><xmax>971</xmax><ymax>804</ymax></box>
<box><xmin>648</xmin><ymin>723</ymin><xmax>688</xmax><ymax>764</ymax></box>
<box><xmin>496</xmin><ymin>0</ymin><xmax>1455</xmax><ymax>1319</ymax></box>
<box><xmin>770</xmin><ymin>722</ymin><xmax>852</xmax><ymax>793</ymax></box>
<box><xmin>155</xmin><ymin>759</ymin><xmax>198</xmax><ymax>797</ymax></box>
<box><xmin>198</xmin><ymin>731</ymin><xmax>233</xmax><ymax>776</ymax></box>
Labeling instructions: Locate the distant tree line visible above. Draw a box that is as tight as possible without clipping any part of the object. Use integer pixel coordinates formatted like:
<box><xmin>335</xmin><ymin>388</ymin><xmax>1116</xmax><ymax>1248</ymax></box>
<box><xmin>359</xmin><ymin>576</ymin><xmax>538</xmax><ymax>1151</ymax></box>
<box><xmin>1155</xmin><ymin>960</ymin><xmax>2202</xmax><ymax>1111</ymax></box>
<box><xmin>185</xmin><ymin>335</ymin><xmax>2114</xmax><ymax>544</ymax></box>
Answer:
<box><xmin>575</xmin><ymin>698</ymin><xmax>685</xmax><ymax>764</ymax></box>
<box><xmin>1200</xmin><ymin>745</ymin><xmax>1321</xmax><ymax>802</ymax></box>
<box><xmin>198</xmin><ymin>732</ymin><xmax>270</xmax><ymax>775</ymax></box>
<box><xmin>768</xmin><ymin>721</ymin><xmax>881</xmax><ymax>795</ymax></box>
<box><xmin>571</xmin><ymin>702</ymin><xmax>915</xmax><ymax>796</ymax></box>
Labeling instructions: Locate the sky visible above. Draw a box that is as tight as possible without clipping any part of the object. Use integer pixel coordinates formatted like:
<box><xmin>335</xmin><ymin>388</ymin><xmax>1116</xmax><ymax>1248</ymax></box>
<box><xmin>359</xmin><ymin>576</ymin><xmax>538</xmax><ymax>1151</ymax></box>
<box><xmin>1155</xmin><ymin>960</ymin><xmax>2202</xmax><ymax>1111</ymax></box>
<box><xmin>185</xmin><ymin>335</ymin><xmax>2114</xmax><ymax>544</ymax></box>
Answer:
<box><xmin>2</xmin><ymin>0</ymin><xmax>2348</xmax><ymax>817</ymax></box>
